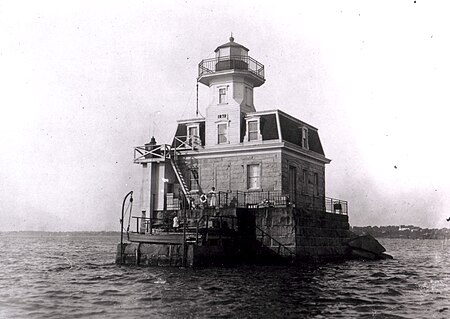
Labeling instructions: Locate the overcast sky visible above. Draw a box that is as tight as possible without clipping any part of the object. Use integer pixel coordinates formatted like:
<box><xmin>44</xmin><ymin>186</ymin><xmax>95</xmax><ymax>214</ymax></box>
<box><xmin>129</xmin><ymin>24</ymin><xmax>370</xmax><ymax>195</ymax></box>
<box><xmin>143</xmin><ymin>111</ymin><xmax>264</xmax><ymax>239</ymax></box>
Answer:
<box><xmin>1</xmin><ymin>0</ymin><xmax>449</xmax><ymax>231</ymax></box>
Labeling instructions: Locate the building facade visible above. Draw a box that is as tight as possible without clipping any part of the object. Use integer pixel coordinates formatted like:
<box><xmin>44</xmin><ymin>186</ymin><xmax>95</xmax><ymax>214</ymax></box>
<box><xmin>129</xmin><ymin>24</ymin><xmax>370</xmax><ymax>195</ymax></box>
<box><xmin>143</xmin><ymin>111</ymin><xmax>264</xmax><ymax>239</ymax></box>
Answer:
<box><xmin>135</xmin><ymin>37</ymin><xmax>339</xmax><ymax>219</ymax></box>
<box><xmin>119</xmin><ymin>37</ymin><xmax>354</xmax><ymax>266</ymax></box>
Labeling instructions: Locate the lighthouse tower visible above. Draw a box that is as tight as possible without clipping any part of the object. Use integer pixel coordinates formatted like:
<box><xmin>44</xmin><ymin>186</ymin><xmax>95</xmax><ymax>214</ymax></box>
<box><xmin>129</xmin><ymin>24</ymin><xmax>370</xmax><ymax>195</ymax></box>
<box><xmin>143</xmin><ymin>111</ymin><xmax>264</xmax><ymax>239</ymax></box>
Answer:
<box><xmin>198</xmin><ymin>36</ymin><xmax>265</xmax><ymax>147</ymax></box>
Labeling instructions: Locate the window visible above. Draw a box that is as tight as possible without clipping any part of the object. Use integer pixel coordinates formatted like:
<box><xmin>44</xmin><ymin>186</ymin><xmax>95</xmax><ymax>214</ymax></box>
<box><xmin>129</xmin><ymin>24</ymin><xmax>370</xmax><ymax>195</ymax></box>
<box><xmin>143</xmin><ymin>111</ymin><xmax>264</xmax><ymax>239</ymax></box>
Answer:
<box><xmin>187</xmin><ymin>124</ymin><xmax>199</xmax><ymax>146</ymax></box>
<box><xmin>302</xmin><ymin>127</ymin><xmax>309</xmax><ymax>149</ymax></box>
<box><xmin>314</xmin><ymin>173</ymin><xmax>319</xmax><ymax>196</ymax></box>
<box><xmin>217</xmin><ymin>123</ymin><xmax>228</xmax><ymax>144</ymax></box>
<box><xmin>218</xmin><ymin>47</ymin><xmax>230</xmax><ymax>58</ymax></box>
<box><xmin>246</xmin><ymin>87</ymin><xmax>253</xmax><ymax>106</ymax></box>
<box><xmin>302</xmin><ymin>169</ymin><xmax>308</xmax><ymax>194</ymax></box>
<box><xmin>219</xmin><ymin>88</ymin><xmax>227</xmax><ymax>104</ymax></box>
<box><xmin>189</xmin><ymin>169</ymin><xmax>199</xmax><ymax>191</ymax></box>
<box><xmin>247</xmin><ymin>164</ymin><xmax>260</xmax><ymax>190</ymax></box>
<box><xmin>248</xmin><ymin>120</ymin><xmax>258</xmax><ymax>141</ymax></box>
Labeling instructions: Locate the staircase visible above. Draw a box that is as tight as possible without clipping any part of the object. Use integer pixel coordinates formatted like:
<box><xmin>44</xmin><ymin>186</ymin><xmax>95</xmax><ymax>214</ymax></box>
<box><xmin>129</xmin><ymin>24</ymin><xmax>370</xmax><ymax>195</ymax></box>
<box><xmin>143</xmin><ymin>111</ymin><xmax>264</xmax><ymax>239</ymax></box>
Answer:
<box><xmin>170</xmin><ymin>158</ymin><xmax>194</xmax><ymax>207</ymax></box>
<box><xmin>255</xmin><ymin>225</ymin><xmax>296</xmax><ymax>261</ymax></box>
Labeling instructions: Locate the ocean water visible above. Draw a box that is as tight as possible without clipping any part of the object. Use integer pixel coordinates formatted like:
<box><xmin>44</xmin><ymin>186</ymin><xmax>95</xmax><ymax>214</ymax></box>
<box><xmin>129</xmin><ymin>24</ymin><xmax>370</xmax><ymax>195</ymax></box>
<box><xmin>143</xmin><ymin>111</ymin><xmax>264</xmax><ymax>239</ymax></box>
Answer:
<box><xmin>1</xmin><ymin>233</ymin><xmax>449</xmax><ymax>319</ymax></box>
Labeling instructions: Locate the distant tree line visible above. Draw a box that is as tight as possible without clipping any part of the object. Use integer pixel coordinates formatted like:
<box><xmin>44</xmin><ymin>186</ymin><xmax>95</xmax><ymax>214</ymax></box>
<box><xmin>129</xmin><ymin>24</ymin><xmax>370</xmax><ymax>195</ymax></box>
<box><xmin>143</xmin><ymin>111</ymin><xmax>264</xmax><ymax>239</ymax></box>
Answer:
<box><xmin>352</xmin><ymin>225</ymin><xmax>450</xmax><ymax>239</ymax></box>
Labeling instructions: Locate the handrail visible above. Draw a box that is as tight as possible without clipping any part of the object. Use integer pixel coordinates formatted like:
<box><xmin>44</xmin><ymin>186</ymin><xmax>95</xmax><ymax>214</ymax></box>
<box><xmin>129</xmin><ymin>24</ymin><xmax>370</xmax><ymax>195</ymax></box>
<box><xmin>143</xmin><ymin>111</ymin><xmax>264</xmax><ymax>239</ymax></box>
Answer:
<box><xmin>255</xmin><ymin>225</ymin><xmax>296</xmax><ymax>258</ymax></box>
<box><xmin>120</xmin><ymin>191</ymin><xmax>133</xmax><ymax>265</ymax></box>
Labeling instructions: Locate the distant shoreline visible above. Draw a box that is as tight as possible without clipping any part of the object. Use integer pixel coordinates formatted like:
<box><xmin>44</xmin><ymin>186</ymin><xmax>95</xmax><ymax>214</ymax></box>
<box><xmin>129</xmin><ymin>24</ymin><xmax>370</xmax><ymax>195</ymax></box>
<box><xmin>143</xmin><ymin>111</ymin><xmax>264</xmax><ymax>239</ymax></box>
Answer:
<box><xmin>2</xmin><ymin>226</ymin><xmax>450</xmax><ymax>240</ymax></box>
<box><xmin>352</xmin><ymin>226</ymin><xmax>450</xmax><ymax>240</ymax></box>
<box><xmin>0</xmin><ymin>231</ymin><xmax>121</xmax><ymax>236</ymax></box>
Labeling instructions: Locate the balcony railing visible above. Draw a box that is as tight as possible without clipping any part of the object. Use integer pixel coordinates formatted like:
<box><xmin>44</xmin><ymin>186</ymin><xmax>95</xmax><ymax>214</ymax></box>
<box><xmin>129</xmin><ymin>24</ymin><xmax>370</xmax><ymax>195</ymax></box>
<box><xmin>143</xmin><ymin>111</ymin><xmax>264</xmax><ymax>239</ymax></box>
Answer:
<box><xmin>198</xmin><ymin>55</ymin><xmax>265</xmax><ymax>80</ymax></box>
<box><xmin>134</xmin><ymin>144</ymin><xmax>172</xmax><ymax>163</ymax></box>
<box><xmin>166</xmin><ymin>190</ymin><xmax>348</xmax><ymax>215</ymax></box>
<box><xmin>173</xmin><ymin>135</ymin><xmax>202</xmax><ymax>150</ymax></box>
<box><xmin>134</xmin><ymin>136</ymin><xmax>202</xmax><ymax>163</ymax></box>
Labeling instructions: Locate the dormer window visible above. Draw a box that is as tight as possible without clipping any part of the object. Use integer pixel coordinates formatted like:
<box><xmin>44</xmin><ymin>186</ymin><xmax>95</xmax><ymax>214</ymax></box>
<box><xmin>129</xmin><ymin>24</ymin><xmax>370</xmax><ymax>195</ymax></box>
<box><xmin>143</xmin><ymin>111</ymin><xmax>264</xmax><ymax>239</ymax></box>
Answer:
<box><xmin>248</xmin><ymin>120</ymin><xmax>259</xmax><ymax>141</ymax></box>
<box><xmin>302</xmin><ymin>127</ymin><xmax>309</xmax><ymax>149</ymax></box>
<box><xmin>218</xmin><ymin>87</ymin><xmax>227</xmax><ymax>104</ymax></box>
<box><xmin>187</xmin><ymin>124</ymin><xmax>200</xmax><ymax>147</ymax></box>
<box><xmin>245</xmin><ymin>117</ymin><xmax>261</xmax><ymax>142</ymax></box>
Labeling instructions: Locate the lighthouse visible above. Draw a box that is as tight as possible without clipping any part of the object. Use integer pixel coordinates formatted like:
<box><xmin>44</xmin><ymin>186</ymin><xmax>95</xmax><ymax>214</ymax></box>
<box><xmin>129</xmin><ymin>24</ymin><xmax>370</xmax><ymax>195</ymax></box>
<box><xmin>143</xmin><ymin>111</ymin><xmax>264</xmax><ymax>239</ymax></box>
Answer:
<box><xmin>119</xmin><ymin>37</ymin><xmax>354</xmax><ymax>267</ymax></box>
<box><xmin>134</xmin><ymin>36</ymin><xmax>334</xmax><ymax>215</ymax></box>
<box><xmin>198</xmin><ymin>36</ymin><xmax>265</xmax><ymax>147</ymax></box>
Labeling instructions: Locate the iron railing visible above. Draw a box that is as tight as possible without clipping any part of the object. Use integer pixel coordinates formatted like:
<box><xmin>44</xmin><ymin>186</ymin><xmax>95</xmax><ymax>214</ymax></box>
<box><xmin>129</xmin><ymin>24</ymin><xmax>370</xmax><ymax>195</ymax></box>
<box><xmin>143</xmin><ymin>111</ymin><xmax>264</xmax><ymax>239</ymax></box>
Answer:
<box><xmin>129</xmin><ymin>213</ymin><xmax>238</xmax><ymax>237</ymax></box>
<box><xmin>198</xmin><ymin>55</ymin><xmax>265</xmax><ymax>80</ymax></box>
<box><xmin>165</xmin><ymin>190</ymin><xmax>348</xmax><ymax>215</ymax></box>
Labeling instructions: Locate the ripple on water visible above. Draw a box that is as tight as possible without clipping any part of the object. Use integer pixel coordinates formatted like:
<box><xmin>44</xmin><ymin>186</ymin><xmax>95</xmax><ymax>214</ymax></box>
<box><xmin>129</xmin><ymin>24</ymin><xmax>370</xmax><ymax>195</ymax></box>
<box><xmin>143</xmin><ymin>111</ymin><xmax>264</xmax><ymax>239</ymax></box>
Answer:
<box><xmin>2</xmin><ymin>235</ymin><xmax>450</xmax><ymax>318</ymax></box>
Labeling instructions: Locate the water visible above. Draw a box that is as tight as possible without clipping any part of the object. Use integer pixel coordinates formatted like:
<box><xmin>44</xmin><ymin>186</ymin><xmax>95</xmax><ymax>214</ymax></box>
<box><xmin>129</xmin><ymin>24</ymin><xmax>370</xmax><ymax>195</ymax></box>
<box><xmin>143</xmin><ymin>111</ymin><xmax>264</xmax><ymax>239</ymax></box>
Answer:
<box><xmin>1</xmin><ymin>233</ymin><xmax>450</xmax><ymax>319</ymax></box>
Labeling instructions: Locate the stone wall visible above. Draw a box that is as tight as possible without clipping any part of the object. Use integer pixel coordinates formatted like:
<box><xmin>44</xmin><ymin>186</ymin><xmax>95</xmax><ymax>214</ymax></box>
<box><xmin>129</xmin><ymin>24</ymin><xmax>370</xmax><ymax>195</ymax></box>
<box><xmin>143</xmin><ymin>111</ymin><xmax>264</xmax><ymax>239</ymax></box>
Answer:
<box><xmin>281</xmin><ymin>151</ymin><xmax>326</xmax><ymax>199</ymax></box>
<box><xmin>252</xmin><ymin>208</ymin><xmax>296</xmax><ymax>250</ymax></box>
<box><xmin>250</xmin><ymin>207</ymin><xmax>351</xmax><ymax>261</ymax></box>
<box><xmin>117</xmin><ymin>207</ymin><xmax>352</xmax><ymax>267</ymax></box>
<box><xmin>181</xmin><ymin>151</ymin><xmax>282</xmax><ymax>193</ymax></box>
<box><xmin>294</xmin><ymin>209</ymin><xmax>351</xmax><ymax>260</ymax></box>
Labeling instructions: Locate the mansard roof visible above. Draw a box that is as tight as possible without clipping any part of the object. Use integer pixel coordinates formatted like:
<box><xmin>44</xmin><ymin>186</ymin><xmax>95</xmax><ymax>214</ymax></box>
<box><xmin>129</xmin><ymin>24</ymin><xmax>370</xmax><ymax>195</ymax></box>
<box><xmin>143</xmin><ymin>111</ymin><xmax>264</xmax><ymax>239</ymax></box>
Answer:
<box><xmin>276</xmin><ymin>110</ymin><xmax>325</xmax><ymax>155</ymax></box>
<box><xmin>173</xmin><ymin>110</ymin><xmax>326</xmax><ymax>157</ymax></box>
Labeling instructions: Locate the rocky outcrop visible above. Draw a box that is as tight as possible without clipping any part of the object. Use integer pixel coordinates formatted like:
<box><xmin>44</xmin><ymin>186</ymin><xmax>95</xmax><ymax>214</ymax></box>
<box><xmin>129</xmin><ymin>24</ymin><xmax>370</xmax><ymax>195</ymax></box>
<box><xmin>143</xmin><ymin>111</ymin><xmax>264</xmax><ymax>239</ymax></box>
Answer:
<box><xmin>346</xmin><ymin>234</ymin><xmax>393</xmax><ymax>260</ymax></box>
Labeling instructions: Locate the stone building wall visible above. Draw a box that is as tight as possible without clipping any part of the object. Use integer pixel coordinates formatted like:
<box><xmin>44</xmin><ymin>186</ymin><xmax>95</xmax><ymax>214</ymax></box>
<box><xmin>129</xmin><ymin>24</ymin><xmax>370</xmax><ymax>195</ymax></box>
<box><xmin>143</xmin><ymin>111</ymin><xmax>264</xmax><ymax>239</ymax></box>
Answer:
<box><xmin>180</xmin><ymin>151</ymin><xmax>283</xmax><ymax>193</ymax></box>
<box><xmin>281</xmin><ymin>151</ymin><xmax>326</xmax><ymax>203</ymax></box>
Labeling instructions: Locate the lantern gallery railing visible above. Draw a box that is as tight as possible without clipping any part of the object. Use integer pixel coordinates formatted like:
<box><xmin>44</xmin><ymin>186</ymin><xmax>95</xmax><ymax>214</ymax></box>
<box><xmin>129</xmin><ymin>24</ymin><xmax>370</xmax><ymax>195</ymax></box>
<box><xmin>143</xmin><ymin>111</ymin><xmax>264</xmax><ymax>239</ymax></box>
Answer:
<box><xmin>198</xmin><ymin>55</ymin><xmax>265</xmax><ymax>80</ymax></box>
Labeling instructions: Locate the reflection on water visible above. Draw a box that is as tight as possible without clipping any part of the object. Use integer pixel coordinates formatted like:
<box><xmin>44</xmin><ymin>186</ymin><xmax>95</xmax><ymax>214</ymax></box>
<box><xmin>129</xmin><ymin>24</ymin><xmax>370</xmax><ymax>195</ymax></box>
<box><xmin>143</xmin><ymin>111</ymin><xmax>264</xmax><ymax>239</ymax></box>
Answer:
<box><xmin>0</xmin><ymin>234</ymin><xmax>450</xmax><ymax>318</ymax></box>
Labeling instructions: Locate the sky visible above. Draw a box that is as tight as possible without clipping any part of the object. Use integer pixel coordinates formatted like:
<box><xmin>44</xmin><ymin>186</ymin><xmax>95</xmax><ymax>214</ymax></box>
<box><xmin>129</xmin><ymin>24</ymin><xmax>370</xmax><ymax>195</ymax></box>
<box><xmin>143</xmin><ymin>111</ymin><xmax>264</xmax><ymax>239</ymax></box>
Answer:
<box><xmin>1</xmin><ymin>0</ymin><xmax>449</xmax><ymax>231</ymax></box>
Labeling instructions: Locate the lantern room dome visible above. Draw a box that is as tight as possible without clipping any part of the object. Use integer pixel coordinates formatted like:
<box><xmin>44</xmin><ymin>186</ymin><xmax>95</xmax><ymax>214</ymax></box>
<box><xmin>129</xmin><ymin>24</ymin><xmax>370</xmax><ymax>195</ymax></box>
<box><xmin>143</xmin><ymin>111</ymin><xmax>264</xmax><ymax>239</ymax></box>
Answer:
<box><xmin>215</xmin><ymin>36</ymin><xmax>249</xmax><ymax>53</ymax></box>
<box><xmin>198</xmin><ymin>36</ymin><xmax>265</xmax><ymax>87</ymax></box>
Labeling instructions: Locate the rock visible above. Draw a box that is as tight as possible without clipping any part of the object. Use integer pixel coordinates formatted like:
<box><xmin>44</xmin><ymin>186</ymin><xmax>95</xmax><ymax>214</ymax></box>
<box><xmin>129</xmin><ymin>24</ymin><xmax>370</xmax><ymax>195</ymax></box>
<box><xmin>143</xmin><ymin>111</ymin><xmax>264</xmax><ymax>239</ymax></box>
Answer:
<box><xmin>347</xmin><ymin>234</ymin><xmax>386</xmax><ymax>255</ymax></box>
<box><xmin>346</xmin><ymin>234</ymin><xmax>392</xmax><ymax>260</ymax></box>
<box><xmin>380</xmin><ymin>252</ymin><xmax>394</xmax><ymax>259</ymax></box>
<box><xmin>350</xmin><ymin>248</ymin><xmax>378</xmax><ymax>260</ymax></box>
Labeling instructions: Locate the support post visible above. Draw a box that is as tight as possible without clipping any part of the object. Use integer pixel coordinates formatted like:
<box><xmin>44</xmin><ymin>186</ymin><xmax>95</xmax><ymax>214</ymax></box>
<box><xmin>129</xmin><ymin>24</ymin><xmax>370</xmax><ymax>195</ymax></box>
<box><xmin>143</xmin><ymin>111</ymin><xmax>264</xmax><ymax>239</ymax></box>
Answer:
<box><xmin>182</xmin><ymin>193</ymin><xmax>187</xmax><ymax>267</ymax></box>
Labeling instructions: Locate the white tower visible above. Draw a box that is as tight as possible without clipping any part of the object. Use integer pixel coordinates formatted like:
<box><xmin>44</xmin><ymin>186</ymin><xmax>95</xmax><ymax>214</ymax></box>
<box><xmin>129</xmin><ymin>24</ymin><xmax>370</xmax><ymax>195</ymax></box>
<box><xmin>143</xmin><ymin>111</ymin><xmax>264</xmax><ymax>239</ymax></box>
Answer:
<box><xmin>198</xmin><ymin>36</ymin><xmax>265</xmax><ymax>147</ymax></box>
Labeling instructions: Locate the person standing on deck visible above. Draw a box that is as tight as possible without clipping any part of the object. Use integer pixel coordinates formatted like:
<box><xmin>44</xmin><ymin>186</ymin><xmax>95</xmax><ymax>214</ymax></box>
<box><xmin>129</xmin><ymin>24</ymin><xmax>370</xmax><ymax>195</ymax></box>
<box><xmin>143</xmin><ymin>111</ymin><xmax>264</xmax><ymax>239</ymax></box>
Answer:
<box><xmin>173</xmin><ymin>215</ymin><xmax>179</xmax><ymax>231</ymax></box>
<box><xmin>209</xmin><ymin>187</ymin><xmax>217</xmax><ymax>208</ymax></box>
